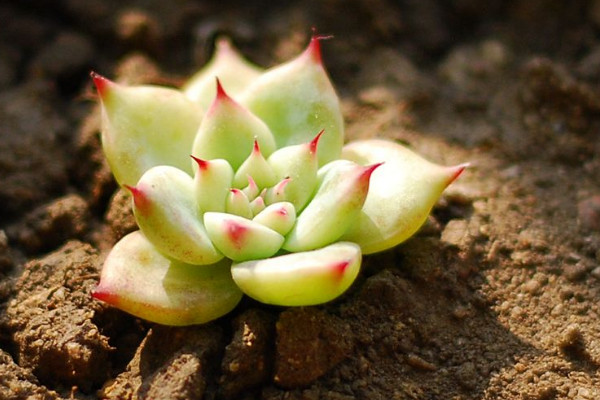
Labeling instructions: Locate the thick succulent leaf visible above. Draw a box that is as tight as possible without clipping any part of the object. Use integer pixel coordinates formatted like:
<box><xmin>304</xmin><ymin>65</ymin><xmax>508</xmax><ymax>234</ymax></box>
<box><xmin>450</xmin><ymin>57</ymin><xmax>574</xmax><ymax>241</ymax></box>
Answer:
<box><xmin>225</xmin><ymin>189</ymin><xmax>253</xmax><ymax>219</ymax></box>
<box><xmin>341</xmin><ymin>139</ymin><xmax>468</xmax><ymax>254</ymax></box>
<box><xmin>93</xmin><ymin>231</ymin><xmax>242</xmax><ymax>326</ymax></box>
<box><xmin>232</xmin><ymin>140</ymin><xmax>277</xmax><ymax>188</ymax></box>
<box><xmin>183</xmin><ymin>37</ymin><xmax>263</xmax><ymax>108</ymax></box>
<box><xmin>252</xmin><ymin>202</ymin><xmax>296</xmax><ymax>235</ymax></box>
<box><xmin>192</xmin><ymin>81</ymin><xmax>276</xmax><ymax>170</ymax></box>
<box><xmin>283</xmin><ymin>160</ymin><xmax>380</xmax><ymax>252</ymax></box>
<box><xmin>204</xmin><ymin>212</ymin><xmax>284</xmax><ymax>261</ymax></box>
<box><xmin>231</xmin><ymin>241</ymin><xmax>361</xmax><ymax>306</ymax></box>
<box><xmin>267</xmin><ymin>131</ymin><xmax>321</xmax><ymax>210</ymax></box>
<box><xmin>240</xmin><ymin>36</ymin><xmax>344</xmax><ymax>166</ymax></box>
<box><xmin>130</xmin><ymin>166</ymin><xmax>223</xmax><ymax>265</ymax></box>
<box><xmin>92</xmin><ymin>73</ymin><xmax>203</xmax><ymax>186</ymax></box>
<box><xmin>192</xmin><ymin>157</ymin><xmax>234</xmax><ymax>213</ymax></box>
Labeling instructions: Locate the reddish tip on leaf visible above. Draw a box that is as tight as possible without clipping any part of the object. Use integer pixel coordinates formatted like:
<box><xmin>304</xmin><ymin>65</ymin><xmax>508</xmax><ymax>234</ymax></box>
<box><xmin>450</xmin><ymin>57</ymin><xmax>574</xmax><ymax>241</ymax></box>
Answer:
<box><xmin>92</xmin><ymin>285</ymin><xmax>119</xmax><ymax>305</ymax></box>
<box><xmin>303</xmin><ymin>28</ymin><xmax>333</xmax><ymax>64</ymax></box>
<box><xmin>361</xmin><ymin>162</ymin><xmax>384</xmax><ymax>182</ymax></box>
<box><xmin>446</xmin><ymin>163</ymin><xmax>470</xmax><ymax>187</ymax></box>
<box><xmin>230</xmin><ymin>188</ymin><xmax>243</xmax><ymax>195</ymax></box>
<box><xmin>215</xmin><ymin>77</ymin><xmax>228</xmax><ymax>99</ymax></box>
<box><xmin>247</xmin><ymin>175</ymin><xmax>258</xmax><ymax>190</ymax></box>
<box><xmin>226</xmin><ymin>221</ymin><xmax>248</xmax><ymax>249</ymax></box>
<box><xmin>274</xmin><ymin>177</ymin><xmax>291</xmax><ymax>194</ymax></box>
<box><xmin>124</xmin><ymin>184</ymin><xmax>151</xmax><ymax>215</ymax></box>
<box><xmin>332</xmin><ymin>260</ymin><xmax>350</xmax><ymax>280</ymax></box>
<box><xmin>90</xmin><ymin>71</ymin><xmax>111</xmax><ymax>99</ymax></box>
<box><xmin>276</xmin><ymin>206</ymin><xmax>288</xmax><ymax>217</ymax></box>
<box><xmin>309</xmin><ymin>129</ymin><xmax>325</xmax><ymax>155</ymax></box>
<box><xmin>253</xmin><ymin>138</ymin><xmax>261</xmax><ymax>154</ymax></box>
<box><xmin>191</xmin><ymin>155</ymin><xmax>209</xmax><ymax>171</ymax></box>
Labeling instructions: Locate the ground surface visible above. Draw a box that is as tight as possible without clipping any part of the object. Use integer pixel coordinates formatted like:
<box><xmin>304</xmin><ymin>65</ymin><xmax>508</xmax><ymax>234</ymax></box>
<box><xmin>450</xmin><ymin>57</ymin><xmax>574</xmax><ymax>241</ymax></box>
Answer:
<box><xmin>1</xmin><ymin>1</ymin><xmax>600</xmax><ymax>399</ymax></box>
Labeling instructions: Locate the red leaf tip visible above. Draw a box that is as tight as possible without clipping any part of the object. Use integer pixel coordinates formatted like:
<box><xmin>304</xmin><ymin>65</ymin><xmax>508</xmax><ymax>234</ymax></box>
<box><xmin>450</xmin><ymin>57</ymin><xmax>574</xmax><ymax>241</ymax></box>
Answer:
<box><xmin>124</xmin><ymin>184</ymin><xmax>150</xmax><ymax>214</ymax></box>
<box><xmin>191</xmin><ymin>155</ymin><xmax>209</xmax><ymax>171</ymax></box>
<box><xmin>90</xmin><ymin>71</ymin><xmax>111</xmax><ymax>99</ymax></box>
<box><xmin>446</xmin><ymin>162</ymin><xmax>469</xmax><ymax>186</ymax></box>
<box><xmin>361</xmin><ymin>162</ymin><xmax>384</xmax><ymax>181</ymax></box>
<box><xmin>253</xmin><ymin>138</ymin><xmax>261</xmax><ymax>154</ymax></box>
<box><xmin>304</xmin><ymin>29</ymin><xmax>333</xmax><ymax>64</ymax></box>
<box><xmin>215</xmin><ymin>77</ymin><xmax>228</xmax><ymax>99</ymax></box>
<box><xmin>309</xmin><ymin>129</ymin><xmax>325</xmax><ymax>155</ymax></box>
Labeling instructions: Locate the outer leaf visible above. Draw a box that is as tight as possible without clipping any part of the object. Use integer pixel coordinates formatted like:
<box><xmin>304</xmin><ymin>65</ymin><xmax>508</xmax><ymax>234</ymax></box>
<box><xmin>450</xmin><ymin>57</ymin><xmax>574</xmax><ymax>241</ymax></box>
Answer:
<box><xmin>241</xmin><ymin>36</ymin><xmax>344</xmax><ymax>165</ymax></box>
<box><xmin>93</xmin><ymin>231</ymin><xmax>242</xmax><ymax>326</ymax></box>
<box><xmin>341</xmin><ymin>139</ymin><xmax>468</xmax><ymax>254</ymax></box>
<box><xmin>192</xmin><ymin>80</ymin><xmax>276</xmax><ymax>170</ymax></box>
<box><xmin>204</xmin><ymin>212</ymin><xmax>284</xmax><ymax>261</ymax></box>
<box><xmin>129</xmin><ymin>166</ymin><xmax>223</xmax><ymax>265</ymax></box>
<box><xmin>283</xmin><ymin>160</ymin><xmax>380</xmax><ymax>252</ymax></box>
<box><xmin>231</xmin><ymin>241</ymin><xmax>361</xmax><ymax>306</ymax></box>
<box><xmin>183</xmin><ymin>37</ymin><xmax>263</xmax><ymax>108</ymax></box>
<box><xmin>92</xmin><ymin>73</ymin><xmax>203</xmax><ymax>186</ymax></box>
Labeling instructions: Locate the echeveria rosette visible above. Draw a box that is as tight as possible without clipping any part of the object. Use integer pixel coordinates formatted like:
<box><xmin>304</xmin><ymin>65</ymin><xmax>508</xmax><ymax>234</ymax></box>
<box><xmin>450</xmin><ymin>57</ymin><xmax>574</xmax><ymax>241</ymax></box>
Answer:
<box><xmin>92</xmin><ymin>34</ymin><xmax>467</xmax><ymax>326</ymax></box>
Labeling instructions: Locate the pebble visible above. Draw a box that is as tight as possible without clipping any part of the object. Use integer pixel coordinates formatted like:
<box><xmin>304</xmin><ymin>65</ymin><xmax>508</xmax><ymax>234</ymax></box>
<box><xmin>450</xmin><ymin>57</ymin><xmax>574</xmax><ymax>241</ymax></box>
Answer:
<box><xmin>578</xmin><ymin>195</ymin><xmax>600</xmax><ymax>231</ymax></box>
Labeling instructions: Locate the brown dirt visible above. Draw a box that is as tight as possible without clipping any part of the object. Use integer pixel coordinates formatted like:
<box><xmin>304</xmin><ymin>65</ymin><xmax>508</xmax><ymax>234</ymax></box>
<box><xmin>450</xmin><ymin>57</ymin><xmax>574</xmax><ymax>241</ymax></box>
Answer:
<box><xmin>1</xmin><ymin>1</ymin><xmax>600</xmax><ymax>399</ymax></box>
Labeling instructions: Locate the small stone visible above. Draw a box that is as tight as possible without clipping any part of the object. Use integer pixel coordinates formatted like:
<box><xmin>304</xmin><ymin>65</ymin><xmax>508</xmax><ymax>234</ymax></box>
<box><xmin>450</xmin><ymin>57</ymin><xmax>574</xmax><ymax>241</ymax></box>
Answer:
<box><xmin>578</xmin><ymin>195</ymin><xmax>600</xmax><ymax>232</ymax></box>
<box><xmin>590</xmin><ymin>266</ymin><xmax>600</xmax><ymax>280</ymax></box>
<box><xmin>522</xmin><ymin>279</ymin><xmax>541</xmax><ymax>295</ymax></box>
<box><xmin>563</xmin><ymin>262</ymin><xmax>589</xmax><ymax>282</ymax></box>
<box><xmin>441</xmin><ymin>219</ymin><xmax>469</xmax><ymax>248</ymax></box>
<box><xmin>10</xmin><ymin>194</ymin><xmax>90</xmax><ymax>254</ymax></box>
<box><xmin>405</xmin><ymin>354</ymin><xmax>437</xmax><ymax>371</ymax></box>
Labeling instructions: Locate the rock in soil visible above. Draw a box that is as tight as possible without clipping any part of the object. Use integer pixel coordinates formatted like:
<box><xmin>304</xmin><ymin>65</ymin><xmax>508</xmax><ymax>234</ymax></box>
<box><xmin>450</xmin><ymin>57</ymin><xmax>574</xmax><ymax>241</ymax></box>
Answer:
<box><xmin>1</xmin><ymin>241</ymin><xmax>111</xmax><ymax>392</ymax></box>
<box><xmin>273</xmin><ymin>308</ymin><xmax>353</xmax><ymax>388</ymax></box>
<box><xmin>100</xmin><ymin>324</ymin><xmax>223</xmax><ymax>400</ymax></box>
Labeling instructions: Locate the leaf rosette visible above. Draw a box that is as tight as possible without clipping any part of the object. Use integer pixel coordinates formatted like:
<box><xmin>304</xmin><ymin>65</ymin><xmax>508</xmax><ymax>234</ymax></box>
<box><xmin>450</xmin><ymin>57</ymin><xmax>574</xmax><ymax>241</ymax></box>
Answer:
<box><xmin>92</xmin><ymin>34</ymin><xmax>467</xmax><ymax>325</ymax></box>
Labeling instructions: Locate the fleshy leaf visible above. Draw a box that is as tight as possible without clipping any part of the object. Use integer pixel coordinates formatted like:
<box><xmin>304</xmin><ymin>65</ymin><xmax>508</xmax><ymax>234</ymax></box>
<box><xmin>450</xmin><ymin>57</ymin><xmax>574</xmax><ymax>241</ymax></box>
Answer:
<box><xmin>129</xmin><ymin>166</ymin><xmax>223</xmax><ymax>265</ymax></box>
<box><xmin>267</xmin><ymin>130</ymin><xmax>321</xmax><ymax>210</ymax></box>
<box><xmin>192</xmin><ymin>157</ymin><xmax>234</xmax><ymax>213</ymax></box>
<box><xmin>183</xmin><ymin>37</ymin><xmax>263</xmax><ymax>108</ymax></box>
<box><xmin>252</xmin><ymin>201</ymin><xmax>296</xmax><ymax>236</ymax></box>
<box><xmin>93</xmin><ymin>231</ymin><xmax>242</xmax><ymax>326</ymax></box>
<box><xmin>232</xmin><ymin>140</ymin><xmax>277</xmax><ymax>188</ymax></box>
<box><xmin>263</xmin><ymin>177</ymin><xmax>291</xmax><ymax>205</ymax></box>
<box><xmin>204</xmin><ymin>212</ymin><xmax>284</xmax><ymax>261</ymax></box>
<box><xmin>92</xmin><ymin>73</ymin><xmax>203</xmax><ymax>186</ymax></box>
<box><xmin>283</xmin><ymin>160</ymin><xmax>381</xmax><ymax>252</ymax></box>
<box><xmin>341</xmin><ymin>139</ymin><xmax>468</xmax><ymax>254</ymax></box>
<box><xmin>231</xmin><ymin>241</ymin><xmax>361</xmax><ymax>306</ymax></box>
<box><xmin>240</xmin><ymin>35</ymin><xmax>344</xmax><ymax>165</ymax></box>
<box><xmin>225</xmin><ymin>189</ymin><xmax>253</xmax><ymax>219</ymax></box>
<box><xmin>192</xmin><ymin>80</ymin><xmax>276</xmax><ymax>170</ymax></box>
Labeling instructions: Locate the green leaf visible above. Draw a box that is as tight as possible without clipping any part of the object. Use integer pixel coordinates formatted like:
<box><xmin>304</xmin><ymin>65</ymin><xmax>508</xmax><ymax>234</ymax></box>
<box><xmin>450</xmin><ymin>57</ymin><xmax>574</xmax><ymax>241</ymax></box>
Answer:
<box><xmin>93</xmin><ymin>74</ymin><xmax>203</xmax><ymax>186</ymax></box>
<box><xmin>93</xmin><ymin>231</ymin><xmax>242</xmax><ymax>326</ymax></box>
<box><xmin>231</xmin><ymin>241</ymin><xmax>361</xmax><ymax>306</ymax></box>
<box><xmin>341</xmin><ymin>139</ymin><xmax>468</xmax><ymax>254</ymax></box>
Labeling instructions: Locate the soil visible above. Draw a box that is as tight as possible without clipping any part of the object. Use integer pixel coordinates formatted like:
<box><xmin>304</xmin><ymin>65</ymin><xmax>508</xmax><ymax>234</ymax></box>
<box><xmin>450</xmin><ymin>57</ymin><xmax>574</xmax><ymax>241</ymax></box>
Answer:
<box><xmin>1</xmin><ymin>1</ymin><xmax>600</xmax><ymax>399</ymax></box>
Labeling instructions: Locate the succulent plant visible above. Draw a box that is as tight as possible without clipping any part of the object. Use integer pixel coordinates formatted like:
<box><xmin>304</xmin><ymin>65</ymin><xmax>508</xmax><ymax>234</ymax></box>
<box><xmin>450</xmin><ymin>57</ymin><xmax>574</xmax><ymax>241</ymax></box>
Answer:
<box><xmin>91</xmin><ymin>34</ymin><xmax>467</xmax><ymax>326</ymax></box>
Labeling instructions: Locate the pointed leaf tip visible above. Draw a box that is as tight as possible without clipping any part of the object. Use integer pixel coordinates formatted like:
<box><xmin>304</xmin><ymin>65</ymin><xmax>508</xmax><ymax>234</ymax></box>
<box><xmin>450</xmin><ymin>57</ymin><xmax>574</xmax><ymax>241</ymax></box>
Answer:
<box><xmin>215</xmin><ymin>77</ymin><xmax>227</xmax><ymax>99</ymax></box>
<box><xmin>447</xmin><ymin>163</ymin><xmax>469</xmax><ymax>186</ymax></box>
<box><xmin>191</xmin><ymin>155</ymin><xmax>209</xmax><ymax>171</ymax></box>
<box><xmin>362</xmin><ymin>162</ymin><xmax>384</xmax><ymax>181</ymax></box>
<box><xmin>310</xmin><ymin>129</ymin><xmax>325</xmax><ymax>155</ymax></box>
<box><xmin>305</xmin><ymin>29</ymin><xmax>333</xmax><ymax>64</ymax></box>
<box><xmin>253</xmin><ymin>138</ymin><xmax>261</xmax><ymax>154</ymax></box>
<box><xmin>124</xmin><ymin>185</ymin><xmax>150</xmax><ymax>215</ymax></box>
<box><xmin>90</xmin><ymin>71</ymin><xmax>111</xmax><ymax>98</ymax></box>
